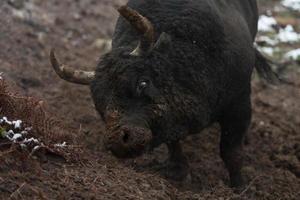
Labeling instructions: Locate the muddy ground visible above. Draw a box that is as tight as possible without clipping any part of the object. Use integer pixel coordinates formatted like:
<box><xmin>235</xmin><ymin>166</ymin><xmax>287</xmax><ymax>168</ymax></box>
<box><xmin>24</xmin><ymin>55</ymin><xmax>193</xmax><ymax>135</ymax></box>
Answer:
<box><xmin>0</xmin><ymin>0</ymin><xmax>299</xmax><ymax>199</ymax></box>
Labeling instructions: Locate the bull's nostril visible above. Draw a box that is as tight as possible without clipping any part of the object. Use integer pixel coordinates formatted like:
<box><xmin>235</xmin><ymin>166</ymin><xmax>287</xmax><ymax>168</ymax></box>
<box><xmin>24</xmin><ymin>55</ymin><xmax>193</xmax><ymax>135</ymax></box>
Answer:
<box><xmin>122</xmin><ymin>130</ymin><xmax>130</xmax><ymax>143</ymax></box>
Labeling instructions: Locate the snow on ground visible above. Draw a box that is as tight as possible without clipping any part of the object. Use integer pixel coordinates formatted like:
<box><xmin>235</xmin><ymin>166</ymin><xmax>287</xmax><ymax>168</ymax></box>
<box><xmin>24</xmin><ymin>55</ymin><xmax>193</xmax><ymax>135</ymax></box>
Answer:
<box><xmin>54</xmin><ymin>141</ymin><xmax>67</xmax><ymax>148</ymax></box>
<box><xmin>0</xmin><ymin>116</ymin><xmax>43</xmax><ymax>152</ymax></box>
<box><xmin>277</xmin><ymin>25</ymin><xmax>300</xmax><ymax>43</ymax></box>
<box><xmin>258</xmin><ymin>15</ymin><xmax>277</xmax><ymax>32</ymax></box>
<box><xmin>257</xmin><ymin>36</ymin><xmax>279</xmax><ymax>46</ymax></box>
<box><xmin>284</xmin><ymin>48</ymin><xmax>300</xmax><ymax>60</ymax></box>
<box><xmin>257</xmin><ymin>7</ymin><xmax>300</xmax><ymax>58</ymax></box>
<box><xmin>282</xmin><ymin>0</ymin><xmax>300</xmax><ymax>11</ymax></box>
<box><xmin>1</xmin><ymin>116</ymin><xmax>68</xmax><ymax>151</ymax></box>
<box><xmin>1</xmin><ymin>116</ymin><xmax>34</xmax><ymax>143</ymax></box>
<box><xmin>256</xmin><ymin>46</ymin><xmax>280</xmax><ymax>56</ymax></box>
<box><xmin>257</xmin><ymin>47</ymin><xmax>275</xmax><ymax>56</ymax></box>
<box><xmin>12</xmin><ymin>120</ymin><xmax>22</xmax><ymax>129</ymax></box>
<box><xmin>258</xmin><ymin>17</ymin><xmax>300</xmax><ymax>43</ymax></box>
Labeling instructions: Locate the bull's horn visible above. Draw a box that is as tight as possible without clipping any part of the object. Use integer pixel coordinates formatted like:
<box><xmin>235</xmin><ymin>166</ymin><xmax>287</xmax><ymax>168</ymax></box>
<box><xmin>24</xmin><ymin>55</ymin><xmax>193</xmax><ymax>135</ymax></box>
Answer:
<box><xmin>50</xmin><ymin>49</ymin><xmax>95</xmax><ymax>85</ymax></box>
<box><xmin>118</xmin><ymin>6</ymin><xmax>155</xmax><ymax>56</ymax></box>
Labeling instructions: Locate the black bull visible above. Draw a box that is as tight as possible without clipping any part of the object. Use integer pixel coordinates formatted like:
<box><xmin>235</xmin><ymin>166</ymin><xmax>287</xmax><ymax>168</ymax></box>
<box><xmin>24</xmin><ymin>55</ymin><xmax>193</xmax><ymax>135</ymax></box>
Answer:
<box><xmin>50</xmin><ymin>0</ymin><xmax>276</xmax><ymax>188</ymax></box>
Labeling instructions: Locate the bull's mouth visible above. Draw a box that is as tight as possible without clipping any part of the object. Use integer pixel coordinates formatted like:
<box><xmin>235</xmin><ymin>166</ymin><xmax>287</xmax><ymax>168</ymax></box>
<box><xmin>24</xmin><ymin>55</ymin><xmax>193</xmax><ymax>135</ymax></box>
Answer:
<box><xmin>104</xmin><ymin>126</ymin><xmax>153</xmax><ymax>159</ymax></box>
<box><xmin>107</xmin><ymin>142</ymin><xmax>147</xmax><ymax>158</ymax></box>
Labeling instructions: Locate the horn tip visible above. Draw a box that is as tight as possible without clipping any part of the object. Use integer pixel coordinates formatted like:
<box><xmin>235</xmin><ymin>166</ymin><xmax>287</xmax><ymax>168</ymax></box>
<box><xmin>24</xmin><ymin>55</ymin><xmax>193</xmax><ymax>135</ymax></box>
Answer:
<box><xmin>49</xmin><ymin>48</ymin><xmax>60</xmax><ymax>70</ymax></box>
<box><xmin>117</xmin><ymin>5</ymin><xmax>127</xmax><ymax>12</ymax></box>
<box><xmin>50</xmin><ymin>48</ymin><xmax>55</xmax><ymax>59</ymax></box>
<box><xmin>50</xmin><ymin>48</ymin><xmax>55</xmax><ymax>58</ymax></box>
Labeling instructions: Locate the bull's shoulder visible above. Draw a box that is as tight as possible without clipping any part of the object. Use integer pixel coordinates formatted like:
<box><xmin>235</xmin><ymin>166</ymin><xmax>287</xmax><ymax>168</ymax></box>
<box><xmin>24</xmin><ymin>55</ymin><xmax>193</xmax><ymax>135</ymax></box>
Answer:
<box><xmin>115</xmin><ymin>0</ymin><xmax>225</xmax><ymax>45</ymax></box>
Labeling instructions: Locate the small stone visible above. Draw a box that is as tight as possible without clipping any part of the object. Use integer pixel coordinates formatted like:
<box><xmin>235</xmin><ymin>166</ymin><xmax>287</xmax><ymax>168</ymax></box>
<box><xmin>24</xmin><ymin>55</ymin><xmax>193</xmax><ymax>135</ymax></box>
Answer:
<box><xmin>93</xmin><ymin>38</ymin><xmax>112</xmax><ymax>53</ymax></box>
<box><xmin>37</xmin><ymin>32</ymin><xmax>46</xmax><ymax>44</ymax></box>
<box><xmin>8</xmin><ymin>0</ymin><xmax>25</xmax><ymax>9</ymax></box>
<box><xmin>73</xmin><ymin>13</ymin><xmax>81</xmax><ymax>20</ymax></box>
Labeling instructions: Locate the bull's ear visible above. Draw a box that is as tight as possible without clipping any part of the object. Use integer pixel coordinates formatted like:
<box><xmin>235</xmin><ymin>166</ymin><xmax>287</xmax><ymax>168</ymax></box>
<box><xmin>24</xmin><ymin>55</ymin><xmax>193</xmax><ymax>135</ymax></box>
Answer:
<box><xmin>153</xmin><ymin>32</ymin><xmax>172</xmax><ymax>53</ymax></box>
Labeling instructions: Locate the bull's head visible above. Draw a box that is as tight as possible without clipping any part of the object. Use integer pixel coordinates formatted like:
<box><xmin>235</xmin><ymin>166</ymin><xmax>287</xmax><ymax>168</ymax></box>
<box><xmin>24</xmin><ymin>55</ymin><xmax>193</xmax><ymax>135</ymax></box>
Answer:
<box><xmin>50</xmin><ymin>6</ymin><xmax>173</xmax><ymax>158</ymax></box>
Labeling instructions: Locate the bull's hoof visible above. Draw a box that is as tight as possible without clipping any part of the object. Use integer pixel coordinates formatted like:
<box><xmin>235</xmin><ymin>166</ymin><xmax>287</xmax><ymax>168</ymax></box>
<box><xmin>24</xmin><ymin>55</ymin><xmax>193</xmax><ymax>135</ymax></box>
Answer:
<box><xmin>157</xmin><ymin>158</ymin><xmax>189</xmax><ymax>181</ymax></box>
<box><xmin>163</xmin><ymin>163</ymin><xmax>189</xmax><ymax>181</ymax></box>
<box><xmin>230</xmin><ymin>175</ymin><xmax>245</xmax><ymax>193</ymax></box>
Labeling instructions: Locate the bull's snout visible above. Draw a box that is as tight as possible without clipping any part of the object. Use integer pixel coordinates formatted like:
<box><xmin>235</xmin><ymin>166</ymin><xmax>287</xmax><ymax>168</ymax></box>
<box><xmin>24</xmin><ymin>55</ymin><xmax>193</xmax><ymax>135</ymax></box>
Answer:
<box><xmin>104</xmin><ymin>126</ymin><xmax>152</xmax><ymax>158</ymax></box>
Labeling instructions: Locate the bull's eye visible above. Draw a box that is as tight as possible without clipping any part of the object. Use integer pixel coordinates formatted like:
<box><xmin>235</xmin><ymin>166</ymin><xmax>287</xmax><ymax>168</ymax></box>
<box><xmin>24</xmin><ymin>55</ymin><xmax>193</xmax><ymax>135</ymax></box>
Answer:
<box><xmin>137</xmin><ymin>80</ymin><xmax>148</xmax><ymax>95</ymax></box>
<box><xmin>139</xmin><ymin>81</ymin><xmax>147</xmax><ymax>88</ymax></box>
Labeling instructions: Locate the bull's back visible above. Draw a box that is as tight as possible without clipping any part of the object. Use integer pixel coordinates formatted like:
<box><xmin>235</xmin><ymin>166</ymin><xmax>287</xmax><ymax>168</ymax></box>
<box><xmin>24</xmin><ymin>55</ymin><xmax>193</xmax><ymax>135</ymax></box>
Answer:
<box><xmin>113</xmin><ymin>0</ymin><xmax>258</xmax><ymax>48</ymax></box>
<box><xmin>223</xmin><ymin>0</ymin><xmax>258</xmax><ymax>39</ymax></box>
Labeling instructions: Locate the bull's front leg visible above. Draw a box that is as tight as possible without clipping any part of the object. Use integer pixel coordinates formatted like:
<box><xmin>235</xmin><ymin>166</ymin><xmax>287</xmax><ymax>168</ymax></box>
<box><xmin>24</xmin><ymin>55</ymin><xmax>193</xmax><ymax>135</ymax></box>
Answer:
<box><xmin>161</xmin><ymin>141</ymin><xmax>189</xmax><ymax>181</ymax></box>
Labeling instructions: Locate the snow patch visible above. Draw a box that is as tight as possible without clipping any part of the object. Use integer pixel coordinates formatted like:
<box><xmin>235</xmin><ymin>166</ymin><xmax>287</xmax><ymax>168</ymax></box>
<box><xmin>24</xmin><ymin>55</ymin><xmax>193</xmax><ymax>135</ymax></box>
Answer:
<box><xmin>24</xmin><ymin>137</ymin><xmax>39</xmax><ymax>144</ymax></box>
<box><xmin>1</xmin><ymin>117</ymin><xmax>13</xmax><ymax>125</ymax></box>
<box><xmin>256</xmin><ymin>16</ymin><xmax>300</xmax><ymax>59</ymax></box>
<box><xmin>12</xmin><ymin>133</ymin><xmax>23</xmax><ymax>141</ymax></box>
<box><xmin>257</xmin><ymin>36</ymin><xmax>279</xmax><ymax>46</ymax></box>
<box><xmin>277</xmin><ymin>25</ymin><xmax>300</xmax><ymax>43</ymax></box>
<box><xmin>257</xmin><ymin>46</ymin><xmax>281</xmax><ymax>57</ymax></box>
<box><xmin>33</xmin><ymin>145</ymin><xmax>41</xmax><ymax>151</ymax></box>
<box><xmin>54</xmin><ymin>142</ymin><xmax>67</xmax><ymax>148</ymax></box>
<box><xmin>1</xmin><ymin>117</ymin><xmax>39</xmax><ymax>147</ymax></box>
<box><xmin>257</xmin><ymin>47</ymin><xmax>275</xmax><ymax>56</ymax></box>
<box><xmin>12</xmin><ymin>120</ymin><xmax>22</xmax><ymax>129</ymax></box>
<box><xmin>282</xmin><ymin>0</ymin><xmax>300</xmax><ymax>11</ymax></box>
<box><xmin>1</xmin><ymin>116</ymin><xmax>67</xmax><ymax>152</ymax></box>
<box><xmin>258</xmin><ymin>15</ymin><xmax>277</xmax><ymax>32</ymax></box>
<box><xmin>284</xmin><ymin>48</ymin><xmax>300</xmax><ymax>60</ymax></box>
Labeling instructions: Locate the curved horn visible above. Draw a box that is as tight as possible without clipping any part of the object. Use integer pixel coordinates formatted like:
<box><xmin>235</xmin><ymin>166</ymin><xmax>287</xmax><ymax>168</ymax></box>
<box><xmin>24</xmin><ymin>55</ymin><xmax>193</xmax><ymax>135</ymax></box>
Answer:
<box><xmin>118</xmin><ymin>6</ymin><xmax>155</xmax><ymax>56</ymax></box>
<box><xmin>50</xmin><ymin>49</ymin><xmax>95</xmax><ymax>85</ymax></box>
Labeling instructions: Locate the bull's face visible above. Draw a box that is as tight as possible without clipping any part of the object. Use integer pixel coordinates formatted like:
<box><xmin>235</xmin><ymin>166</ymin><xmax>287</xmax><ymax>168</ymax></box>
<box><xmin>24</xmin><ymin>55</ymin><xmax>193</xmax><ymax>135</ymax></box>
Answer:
<box><xmin>91</xmin><ymin>63</ymin><xmax>158</xmax><ymax>157</ymax></box>
<box><xmin>49</xmin><ymin>6</ymin><xmax>172</xmax><ymax>158</ymax></box>
<box><xmin>91</xmin><ymin>57</ymin><xmax>165</xmax><ymax>158</ymax></box>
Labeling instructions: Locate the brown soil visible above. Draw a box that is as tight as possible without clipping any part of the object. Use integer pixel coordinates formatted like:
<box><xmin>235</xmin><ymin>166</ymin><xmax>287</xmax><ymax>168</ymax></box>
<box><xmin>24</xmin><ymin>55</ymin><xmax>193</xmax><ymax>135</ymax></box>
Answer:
<box><xmin>0</xmin><ymin>0</ymin><xmax>299</xmax><ymax>199</ymax></box>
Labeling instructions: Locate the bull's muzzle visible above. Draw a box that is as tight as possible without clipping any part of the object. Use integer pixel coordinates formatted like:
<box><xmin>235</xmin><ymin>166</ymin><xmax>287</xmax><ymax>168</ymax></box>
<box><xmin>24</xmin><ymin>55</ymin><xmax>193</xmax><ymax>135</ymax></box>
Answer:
<box><xmin>104</xmin><ymin>125</ymin><xmax>153</xmax><ymax>158</ymax></box>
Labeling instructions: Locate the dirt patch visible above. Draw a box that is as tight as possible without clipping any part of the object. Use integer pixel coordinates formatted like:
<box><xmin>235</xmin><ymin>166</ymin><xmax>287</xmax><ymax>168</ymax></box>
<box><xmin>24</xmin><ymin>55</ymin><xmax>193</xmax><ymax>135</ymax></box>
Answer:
<box><xmin>0</xmin><ymin>0</ymin><xmax>299</xmax><ymax>199</ymax></box>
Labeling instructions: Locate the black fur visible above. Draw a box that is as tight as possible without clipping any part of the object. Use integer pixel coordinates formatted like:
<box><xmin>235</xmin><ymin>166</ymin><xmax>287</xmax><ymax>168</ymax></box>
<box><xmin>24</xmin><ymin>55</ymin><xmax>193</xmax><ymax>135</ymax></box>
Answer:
<box><xmin>90</xmin><ymin>0</ymin><xmax>275</xmax><ymax>188</ymax></box>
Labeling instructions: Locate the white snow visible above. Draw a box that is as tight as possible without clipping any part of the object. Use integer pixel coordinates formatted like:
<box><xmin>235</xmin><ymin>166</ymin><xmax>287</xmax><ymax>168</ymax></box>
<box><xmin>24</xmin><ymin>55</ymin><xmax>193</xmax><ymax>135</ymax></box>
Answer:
<box><xmin>284</xmin><ymin>48</ymin><xmax>300</xmax><ymax>60</ymax></box>
<box><xmin>54</xmin><ymin>142</ymin><xmax>67</xmax><ymax>147</ymax></box>
<box><xmin>1</xmin><ymin>116</ymin><xmax>67</xmax><ymax>153</ymax></box>
<box><xmin>0</xmin><ymin>117</ymin><xmax>39</xmax><ymax>148</ymax></box>
<box><xmin>2</xmin><ymin>117</ymin><xmax>12</xmax><ymax>125</ymax></box>
<box><xmin>257</xmin><ymin>36</ymin><xmax>279</xmax><ymax>46</ymax></box>
<box><xmin>256</xmin><ymin>19</ymin><xmax>300</xmax><ymax>59</ymax></box>
<box><xmin>12</xmin><ymin>120</ymin><xmax>22</xmax><ymax>129</ymax></box>
<box><xmin>0</xmin><ymin>72</ymin><xmax>3</xmax><ymax>80</ymax></box>
<box><xmin>6</xmin><ymin>130</ymin><xmax>15</xmax><ymax>139</ymax></box>
<box><xmin>33</xmin><ymin>145</ymin><xmax>41</xmax><ymax>151</ymax></box>
<box><xmin>21</xmin><ymin>130</ymin><xmax>29</xmax><ymax>135</ymax></box>
<box><xmin>4</xmin><ymin>130</ymin><xmax>23</xmax><ymax>142</ymax></box>
<box><xmin>257</xmin><ymin>47</ymin><xmax>276</xmax><ymax>56</ymax></box>
<box><xmin>282</xmin><ymin>0</ymin><xmax>300</xmax><ymax>11</ymax></box>
<box><xmin>24</xmin><ymin>137</ymin><xmax>39</xmax><ymax>144</ymax></box>
<box><xmin>258</xmin><ymin>15</ymin><xmax>277</xmax><ymax>32</ymax></box>
<box><xmin>277</xmin><ymin>25</ymin><xmax>300</xmax><ymax>43</ymax></box>
<box><xmin>25</xmin><ymin>127</ymin><xmax>32</xmax><ymax>131</ymax></box>
<box><xmin>12</xmin><ymin>133</ymin><xmax>23</xmax><ymax>141</ymax></box>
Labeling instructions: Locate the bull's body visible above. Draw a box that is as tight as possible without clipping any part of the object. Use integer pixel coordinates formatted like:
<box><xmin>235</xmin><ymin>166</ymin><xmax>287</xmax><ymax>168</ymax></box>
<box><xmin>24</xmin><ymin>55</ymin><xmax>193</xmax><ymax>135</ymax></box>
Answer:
<box><xmin>97</xmin><ymin>0</ymin><xmax>262</xmax><ymax>187</ymax></box>
<box><xmin>51</xmin><ymin>0</ymin><xmax>274</xmax><ymax>189</ymax></box>
<box><xmin>111</xmin><ymin>0</ymin><xmax>257</xmax><ymax>138</ymax></box>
